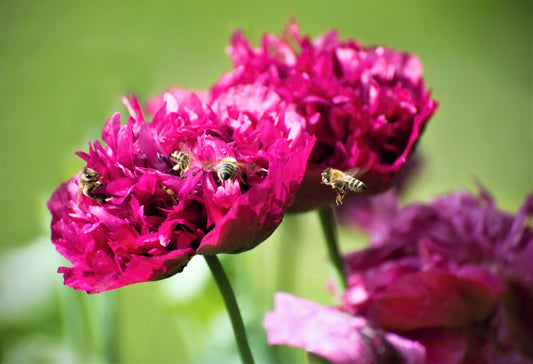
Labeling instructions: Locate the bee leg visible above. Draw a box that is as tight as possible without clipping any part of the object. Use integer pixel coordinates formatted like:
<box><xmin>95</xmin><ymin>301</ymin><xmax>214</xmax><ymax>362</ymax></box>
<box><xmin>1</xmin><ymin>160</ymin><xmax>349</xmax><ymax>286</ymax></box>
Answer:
<box><xmin>179</xmin><ymin>165</ymin><xmax>190</xmax><ymax>178</ymax></box>
<box><xmin>237</xmin><ymin>169</ymin><xmax>248</xmax><ymax>185</ymax></box>
<box><xmin>335</xmin><ymin>192</ymin><xmax>343</xmax><ymax>205</ymax></box>
<box><xmin>89</xmin><ymin>182</ymin><xmax>106</xmax><ymax>203</ymax></box>
<box><xmin>94</xmin><ymin>194</ymin><xmax>106</xmax><ymax>204</ymax></box>
<box><xmin>335</xmin><ymin>186</ymin><xmax>347</xmax><ymax>205</ymax></box>
<box><xmin>85</xmin><ymin>190</ymin><xmax>106</xmax><ymax>204</ymax></box>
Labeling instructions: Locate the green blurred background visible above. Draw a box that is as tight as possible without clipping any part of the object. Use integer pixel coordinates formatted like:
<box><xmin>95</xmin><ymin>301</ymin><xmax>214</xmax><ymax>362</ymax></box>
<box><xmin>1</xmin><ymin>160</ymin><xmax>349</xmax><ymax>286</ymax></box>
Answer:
<box><xmin>0</xmin><ymin>1</ymin><xmax>531</xmax><ymax>363</ymax></box>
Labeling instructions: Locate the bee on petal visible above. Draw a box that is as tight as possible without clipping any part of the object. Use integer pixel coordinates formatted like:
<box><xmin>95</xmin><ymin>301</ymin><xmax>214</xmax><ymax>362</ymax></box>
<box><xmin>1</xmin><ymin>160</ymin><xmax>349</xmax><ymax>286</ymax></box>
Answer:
<box><xmin>321</xmin><ymin>167</ymin><xmax>367</xmax><ymax>205</ymax></box>
<box><xmin>204</xmin><ymin>156</ymin><xmax>257</xmax><ymax>184</ymax></box>
<box><xmin>78</xmin><ymin>168</ymin><xmax>106</xmax><ymax>204</ymax></box>
<box><xmin>215</xmin><ymin>157</ymin><xmax>240</xmax><ymax>182</ymax></box>
<box><xmin>169</xmin><ymin>142</ymin><xmax>194</xmax><ymax>177</ymax></box>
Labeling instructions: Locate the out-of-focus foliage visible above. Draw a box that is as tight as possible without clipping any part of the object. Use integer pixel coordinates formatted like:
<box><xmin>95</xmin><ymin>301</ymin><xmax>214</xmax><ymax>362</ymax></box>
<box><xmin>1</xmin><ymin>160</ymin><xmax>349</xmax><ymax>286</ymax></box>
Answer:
<box><xmin>0</xmin><ymin>1</ymin><xmax>531</xmax><ymax>363</ymax></box>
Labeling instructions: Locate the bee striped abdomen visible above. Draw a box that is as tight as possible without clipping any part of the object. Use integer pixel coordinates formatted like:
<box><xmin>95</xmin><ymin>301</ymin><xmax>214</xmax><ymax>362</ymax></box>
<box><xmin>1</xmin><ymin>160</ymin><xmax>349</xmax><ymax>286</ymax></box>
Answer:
<box><xmin>170</xmin><ymin>151</ymin><xmax>193</xmax><ymax>177</ymax></box>
<box><xmin>346</xmin><ymin>177</ymin><xmax>367</xmax><ymax>193</ymax></box>
<box><xmin>216</xmin><ymin>157</ymin><xmax>238</xmax><ymax>181</ymax></box>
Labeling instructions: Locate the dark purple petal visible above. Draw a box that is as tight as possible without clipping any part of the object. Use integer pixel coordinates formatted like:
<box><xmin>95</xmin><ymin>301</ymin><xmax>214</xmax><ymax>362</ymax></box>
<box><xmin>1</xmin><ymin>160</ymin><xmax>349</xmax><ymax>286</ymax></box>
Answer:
<box><xmin>340</xmin><ymin>188</ymin><xmax>533</xmax><ymax>362</ymax></box>
<box><xmin>369</xmin><ymin>268</ymin><xmax>504</xmax><ymax>331</ymax></box>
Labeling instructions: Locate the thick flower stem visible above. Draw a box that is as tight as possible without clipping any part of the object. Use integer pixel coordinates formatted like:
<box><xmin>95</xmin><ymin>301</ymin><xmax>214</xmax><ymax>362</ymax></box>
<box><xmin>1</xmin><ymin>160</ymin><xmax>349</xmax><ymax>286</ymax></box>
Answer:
<box><xmin>318</xmin><ymin>206</ymin><xmax>347</xmax><ymax>291</ymax></box>
<box><xmin>204</xmin><ymin>255</ymin><xmax>255</xmax><ymax>364</ymax></box>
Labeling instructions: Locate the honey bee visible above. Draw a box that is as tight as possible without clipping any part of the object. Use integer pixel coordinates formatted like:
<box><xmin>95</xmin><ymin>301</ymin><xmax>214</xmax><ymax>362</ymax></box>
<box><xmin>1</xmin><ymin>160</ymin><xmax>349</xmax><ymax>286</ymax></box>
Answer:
<box><xmin>169</xmin><ymin>143</ymin><xmax>194</xmax><ymax>177</ymax></box>
<box><xmin>204</xmin><ymin>157</ymin><xmax>256</xmax><ymax>183</ymax></box>
<box><xmin>215</xmin><ymin>157</ymin><xmax>240</xmax><ymax>182</ymax></box>
<box><xmin>78</xmin><ymin>168</ymin><xmax>106</xmax><ymax>204</ymax></box>
<box><xmin>321</xmin><ymin>167</ymin><xmax>367</xmax><ymax>205</ymax></box>
<box><xmin>169</xmin><ymin>151</ymin><xmax>193</xmax><ymax>177</ymax></box>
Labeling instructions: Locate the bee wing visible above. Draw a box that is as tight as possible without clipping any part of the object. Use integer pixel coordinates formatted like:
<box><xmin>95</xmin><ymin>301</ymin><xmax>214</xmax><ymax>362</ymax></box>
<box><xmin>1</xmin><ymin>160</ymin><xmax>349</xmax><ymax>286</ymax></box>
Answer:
<box><xmin>236</xmin><ymin>161</ymin><xmax>259</xmax><ymax>174</ymax></box>
<box><xmin>343</xmin><ymin>167</ymin><xmax>368</xmax><ymax>178</ymax></box>
<box><xmin>195</xmin><ymin>158</ymin><xmax>217</xmax><ymax>172</ymax></box>
<box><xmin>178</xmin><ymin>142</ymin><xmax>195</xmax><ymax>159</ymax></box>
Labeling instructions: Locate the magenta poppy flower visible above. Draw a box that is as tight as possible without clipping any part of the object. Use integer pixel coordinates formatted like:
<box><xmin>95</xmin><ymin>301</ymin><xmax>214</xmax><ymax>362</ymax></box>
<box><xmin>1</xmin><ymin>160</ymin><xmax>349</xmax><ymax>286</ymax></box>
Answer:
<box><xmin>341</xmin><ymin>189</ymin><xmax>533</xmax><ymax>363</ymax></box>
<box><xmin>48</xmin><ymin>94</ymin><xmax>313</xmax><ymax>293</ymax></box>
<box><xmin>264</xmin><ymin>292</ymin><xmax>426</xmax><ymax>364</ymax></box>
<box><xmin>209</xmin><ymin>22</ymin><xmax>438</xmax><ymax>210</ymax></box>
<box><xmin>145</xmin><ymin>87</ymin><xmax>210</xmax><ymax>116</ymax></box>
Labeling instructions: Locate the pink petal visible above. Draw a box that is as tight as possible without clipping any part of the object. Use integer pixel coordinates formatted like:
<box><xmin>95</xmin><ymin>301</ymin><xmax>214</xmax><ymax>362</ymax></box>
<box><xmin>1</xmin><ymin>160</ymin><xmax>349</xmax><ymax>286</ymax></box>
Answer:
<box><xmin>264</xmin><ymin>293</ymin><xmax>426</xmax><ymax>364</ymax></box>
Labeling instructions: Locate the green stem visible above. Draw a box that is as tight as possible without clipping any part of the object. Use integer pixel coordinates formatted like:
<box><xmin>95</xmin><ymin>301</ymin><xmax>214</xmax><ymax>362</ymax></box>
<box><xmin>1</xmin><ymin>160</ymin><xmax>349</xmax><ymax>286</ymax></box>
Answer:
<box><xmin>318</xmin><ymin>206</ymin><xmax>347</xmax><ymax>291</ymax></box>
<box><xmin>204</xmin><ymin>255</ymin><xmax>255</xmax><ymax>364</ymax></box>
<box><xmin>100</xmin><ymin>293</ymin><xmax>118</xmax><ymax>364</ymax></box>
<box><xmin>276</xmin><ymin>213</ymin><xmax>300</xmax><ymax>293</ymax></box>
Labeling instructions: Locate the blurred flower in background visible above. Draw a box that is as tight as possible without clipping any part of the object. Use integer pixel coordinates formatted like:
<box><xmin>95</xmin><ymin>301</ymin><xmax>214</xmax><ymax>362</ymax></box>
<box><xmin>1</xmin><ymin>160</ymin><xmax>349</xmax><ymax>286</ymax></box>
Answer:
<box><xmin>346</xmin><ymin>189</ymin><xmax>533</xmax><ymax>363</ymax></box>
<box><xmin>264</xmin><ymin>189</ymin><xmax>533</xmax><ymax>363</ymax></box>
<box><xmin>48</xmin><ymin>93</ymin><xmax>313</xmax><ymax>293</ymax></box>
<box><xmin>342</xmin><ymin>190</ymin><xmax>533</xmax><ymax>363</ymax></box>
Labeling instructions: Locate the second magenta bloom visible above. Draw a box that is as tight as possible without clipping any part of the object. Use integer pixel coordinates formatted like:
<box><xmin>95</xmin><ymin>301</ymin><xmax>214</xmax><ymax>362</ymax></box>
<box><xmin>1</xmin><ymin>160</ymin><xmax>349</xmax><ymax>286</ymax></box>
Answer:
<box><xmin>211</xmin><ymin>22</ymin><xmax>438</xmax><ymax>210</ymax></box>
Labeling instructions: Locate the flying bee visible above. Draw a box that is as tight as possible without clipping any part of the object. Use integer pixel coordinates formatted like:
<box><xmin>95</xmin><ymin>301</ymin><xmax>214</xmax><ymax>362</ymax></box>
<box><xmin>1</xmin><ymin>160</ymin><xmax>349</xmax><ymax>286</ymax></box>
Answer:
<box><xmin>321</xmin><ymin>167</ymin><xmax>367</xmax><ymax>205</ymax></box>
<box><xmin>78</xmin><ymin>168</ymin><xmax>106</xmax><ymax>204</ymax></box>
<box><xmin>169</xmin><ymin>143</ymin><xmax>194</xmax><ymax>177</ymax></box>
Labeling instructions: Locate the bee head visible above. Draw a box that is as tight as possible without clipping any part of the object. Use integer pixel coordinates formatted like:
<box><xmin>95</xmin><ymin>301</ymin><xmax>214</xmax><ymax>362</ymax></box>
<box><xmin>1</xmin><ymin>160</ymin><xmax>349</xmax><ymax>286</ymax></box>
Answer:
<box><xmin>81</xmin><ymin>168</ymin><xmax>99</xmax><ymax>182</ymax></box>
<box><xmin>321</xmin><ymin>168</ymin><xmax>332</xmax><ymax>183</ymax></box>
